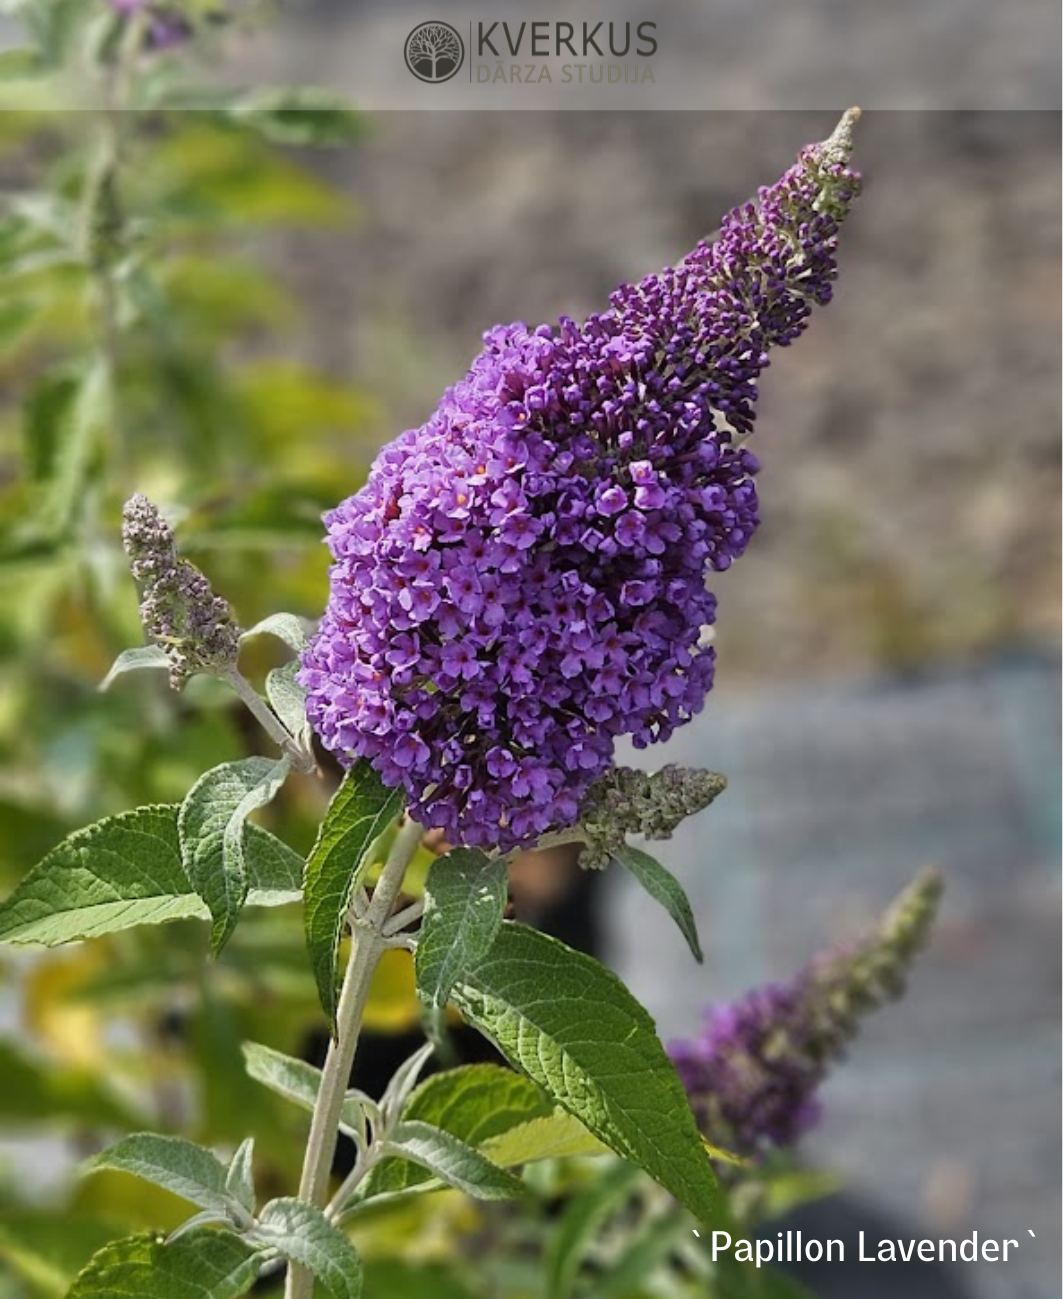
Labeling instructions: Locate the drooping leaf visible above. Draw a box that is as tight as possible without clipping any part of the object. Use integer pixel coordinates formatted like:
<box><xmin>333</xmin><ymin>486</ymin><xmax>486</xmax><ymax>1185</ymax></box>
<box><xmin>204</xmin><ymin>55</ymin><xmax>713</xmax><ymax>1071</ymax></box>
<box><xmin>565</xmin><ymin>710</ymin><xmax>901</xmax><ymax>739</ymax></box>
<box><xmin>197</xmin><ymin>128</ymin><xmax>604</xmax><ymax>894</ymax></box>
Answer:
<box><xmin>239</xmin><ymin>613</ymin><xmax>310</xmax><ymax>653</ymax></box>
<box><xmin>240</xmin><ymin>1041</ymin><xmax>363</xmax><ymax>1133</ymax></box>
<box><xmin>614</xmin><ymin>844</ymin><xmax>704</xmax><ymax>963</ymax></box>
<box><xmin>377</xmin><ymin>1121</ymin><xmax>525</xmax><ymax>1202</ymax></box>
<box><xmin>224</xmin><ymin>1139</ymin><xmax>256</xmax><ymax>1216</ymax></box>
<box><xmin>84</xmin><ymin>1134</ymin><xmax>233</xmax><ymax>1217</ymax></box>
<box><xmin>266</xmin><ymin>661</ymin><xmax>311</xmax><ymax>746</ymax></box>
<box><xmin>66</xmin><ymin>1230</ymin><xmax>264</xmax><ymax>1299</ymax></box>
<box><xmin>0</xmin><ymin>805</ymin><xmax>302</xmax><ymax>947</ymax></box>
<box><xmin>178</xmin><ymin>757</ymin><xmax>291</xmax><ymax>954</ymax></box>
<box><xmin>415</xmin><ymin>849</ymin><xmax>507</xmax><ymax>1008</ymax></box>
<box><xmin>251</xmin><ymin>1199</ymin><xmax>362</xmax><ymax>1299</ymax></box>
<box><xmin>99</xmin><ymin>645</ymin><xmax>171</xmax><ymax>692</ymax></box>
<box><xmin>450</xmin><ymin>924</ymin><xmax>718</xmax><ymax>1223</ymax></box>
<box><xmin>303</xmin><ymin>764</ymin><xmax>404</xmax><ymax>1025</ymax></box>
<box><xmin>546</xmin><ymin>1160</ymin><xmax>642</xmax><ymax>1299</ymax></box>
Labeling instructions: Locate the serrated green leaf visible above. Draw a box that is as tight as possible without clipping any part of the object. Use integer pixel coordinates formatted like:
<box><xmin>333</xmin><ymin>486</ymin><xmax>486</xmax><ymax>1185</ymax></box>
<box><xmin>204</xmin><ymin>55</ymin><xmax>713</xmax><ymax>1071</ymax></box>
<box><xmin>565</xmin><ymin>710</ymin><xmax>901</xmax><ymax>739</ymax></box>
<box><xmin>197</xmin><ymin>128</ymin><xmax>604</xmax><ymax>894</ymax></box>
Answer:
<box><xmin>84</xmin><ymin>1134</ymin><xmax>233</xmax><ymax>1216</ymax></box>
<box><xmin>416</xmin><ymin>849</ymin><xmax>507</xmax><ymax>1008</ymax></box>
<box><xmin>226</xmin><ymin>89</ymin><xmax>363</xmax><ymax>146</ymax></box>
<box><xmin>546</xmin><ymin>1160</ymin><xmax>641</xmax><ymax>1299</ymax></box>
<box><xmin>614</xmin><ymin>844</ymin><xmax>703</xmax><ymax>963</ymax></box>
<box><xmin>240</xmin><ymin>613</ymin><xmax>310</xmax><ymax>652</ymax></box>
<box><xmin>359</xmin><ymin>1064</ymin><xmax>592</xmax><ymax>1203</ymax></box>
<box><xmin>66</xmin><ymin>1229</ymin><xmax>263</xmax><ymax>1299</ymax></box>
<box><xmin>303</xmin><ymin>764</ymin><xmax>404</xmax><ymax>1025</ymax></box>
<box><xmin>266</xmin><ymin>661</ymin><xmax>310</xmax><ymax>745</ymax></box>
<box><xmin>241</xmin><ymin>1041</ymin><xmax>363</xmax><ymax>1133</ymax></box>
<box><xmin>450</xmin><ymin>924</ymin><xmax>718</xmax><ymax>1223</ymax></box>
<box><xmin>0</xmin><ymin>805</ymin><xmax>302</xmax><ymax>947</ymax></box>
<box><xmin>378</xmin><ymin>1121</ymin><xmax>525</xmax><ymax>1202</ymax></box>
<box><xmin>179</xmin><ymin>757</ymin><xmax>291</xmax><ymax>954</ymax></box>
<box><xmin>252</xmin><ymin>1199</ymin><xmax>362</xmax><ymax>1299</ymax></box>
<box><xmin>224</xmin><ymin>1139</ymin><xmax>256</xmax><ymax>1215</ymax></box>
<box><xmin>99</xmin><ymin>646</ymin><xmax>171</xmax><ymax>692</ymax></box>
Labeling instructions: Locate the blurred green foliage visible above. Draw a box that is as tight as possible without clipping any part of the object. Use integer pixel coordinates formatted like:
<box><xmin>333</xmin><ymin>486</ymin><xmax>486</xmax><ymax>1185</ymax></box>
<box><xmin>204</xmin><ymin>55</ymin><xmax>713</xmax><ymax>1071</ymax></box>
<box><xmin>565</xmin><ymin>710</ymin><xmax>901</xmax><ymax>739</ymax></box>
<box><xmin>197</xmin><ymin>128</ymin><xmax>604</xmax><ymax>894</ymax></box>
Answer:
<box><xmin>0</xmin><ymin>7</ymin><xmax>832</xmax><ymax>1297</ymax></box>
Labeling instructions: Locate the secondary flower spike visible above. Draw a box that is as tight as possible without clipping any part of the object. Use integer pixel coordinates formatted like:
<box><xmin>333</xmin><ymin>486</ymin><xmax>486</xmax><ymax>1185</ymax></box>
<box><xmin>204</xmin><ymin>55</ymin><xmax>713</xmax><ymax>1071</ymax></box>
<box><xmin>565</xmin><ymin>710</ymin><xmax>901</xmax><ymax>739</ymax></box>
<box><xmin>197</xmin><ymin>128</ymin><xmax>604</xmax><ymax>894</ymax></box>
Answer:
<box><xmin>122</xmin><ymin>494</ymin><xmax>240</xmax><ymax>689</ymax></box>
<box><xmin>302</xmin><ymin>112</ymin><xmax>862</xmax><ymax>849</ymax></box>
<box><xmin>669</xmin><ymin>868</ymin><xmax>942</xmax><ymax>1156</ymax></box>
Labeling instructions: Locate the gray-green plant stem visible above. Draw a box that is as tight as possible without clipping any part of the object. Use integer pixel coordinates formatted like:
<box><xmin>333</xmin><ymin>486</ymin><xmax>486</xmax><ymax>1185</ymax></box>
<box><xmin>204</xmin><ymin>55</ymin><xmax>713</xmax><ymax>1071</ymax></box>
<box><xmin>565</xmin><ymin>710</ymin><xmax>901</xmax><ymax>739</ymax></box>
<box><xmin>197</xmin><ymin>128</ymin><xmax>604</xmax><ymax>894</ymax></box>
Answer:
<box><xmin>222</xmin><ymin>668</ymin><xmax>317</xmax><ymax>773</ymax></box>
<box><xmin>284</xmin><ymin>816</ymin><xmax>425</xmax><ymax>1299</ymax></box>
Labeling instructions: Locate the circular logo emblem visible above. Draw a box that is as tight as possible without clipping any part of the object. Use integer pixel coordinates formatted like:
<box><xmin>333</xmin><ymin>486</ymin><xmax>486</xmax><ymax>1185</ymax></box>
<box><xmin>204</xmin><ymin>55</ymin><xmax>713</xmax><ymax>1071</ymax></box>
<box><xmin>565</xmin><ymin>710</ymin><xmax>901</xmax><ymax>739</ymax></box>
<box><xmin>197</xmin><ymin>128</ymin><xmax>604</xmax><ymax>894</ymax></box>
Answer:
<box><xmin>404</xmin><ymin>21</ymin><xmax>465</xmax><ymax>83</ymax></box>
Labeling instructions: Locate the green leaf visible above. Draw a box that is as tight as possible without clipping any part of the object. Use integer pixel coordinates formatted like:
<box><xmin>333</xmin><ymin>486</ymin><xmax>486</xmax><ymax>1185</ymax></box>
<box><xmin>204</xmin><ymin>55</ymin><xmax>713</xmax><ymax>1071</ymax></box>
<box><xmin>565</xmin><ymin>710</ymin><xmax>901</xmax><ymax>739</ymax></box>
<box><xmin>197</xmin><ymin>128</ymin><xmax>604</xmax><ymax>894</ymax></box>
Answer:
<box><xmin>396</xmin><ymin>1063</ymin><xmax>554</xmax><ymax>1145</ymax></box>
<box><xmin>99</xmin><ymin>646</ymin><xmax>171</xmax><ymax>692</ymax></box>
<box><xmin>0</xmin><ymin>805</ymin><xmax>302</xmax><ymax>947</ymax></box>
<box><xmin>480</xmin><ymin>1111</ymin><xmax>606</xmax><ymax>1167</ymax></box>
<box><xmin>84</xmin><ymin>1134</ymin><xmax>233</xmax><ymax>1217</ymax></box>
<box><xmin>450</xmin><ymin>924</ymin><xmax>718</xmax><ymax>1223</ymax></box>
<box><xmin>38</xmin><ymin>359</ymin><xmax>110</xmax><ymax>540</ymax></box>
<box><xmin>0</xmin><ymin>1040</ymin><xmax>141</xmax><ymax>1129</ymax></box>
<box><xmin>416</xmin><ymin>849</ymin><xmax>507</xmax><ymax>1008</ymax></box>
<box><xmin>378</xmin><ymin>1121</ymin><xmax>525</xmax><ymax>1202</ymax></box>
<box><xmin>226</xmin><ymin>89</ymin><xmax>363</xmax><ymax>147</ymax></box>
<box><xmin>224</xmin><ymin>1139</ymin><xmax>256</xmax><ymax>1216</ymax></box>
<box><xmin>240</xmin><ymin>612</ymin><xmax>310</xmax><ymax>652</ymax></box>
<box><xmin>359</xmin><ymin>1065</ymin><xmax>597</xmax><ymax>1204</ymax></box>
<box><xmin>594</xmin><ymin>1205</ymin><xmax>693</xmax><ymax>1299</ymax></box>
<box><xmin>0</xmin><ymin>1210</ymin><xmax>121</xmax><ymax>1297</ymax></box>
<box><xmin>614</xmin><ymin>844</ymin><xmax>703</xmax><ymax>963</ymax></box>
<box><xmin>66</xmin><ymin>1230</ymin><xmax>263</xmax><ymax>1299</ymax></box>
<box><xmin>241</xmin><ymin>1041</ymin><xmax>363</xmax><ymax>1133</ymax></box>
<box><xmin>361</xmin><ymin>1262</ymin><xmax>477</xmax><ymax>1299</ymax></box>
<box><xmin>178</xmin><ymin>757</ymin><xmax>291</xmax><ymax>954</ymax></box>
<box><xmin>303</xmin><ymin>764</ymin><xmax>404</xmax><ymax>1026</ymax></box>
<box><xmin>266</xmin><ymin>661</ymin><xmax>311</xmax><ymax>746</ymax></box>
<box><xmin>252</xmin><ymin>1199</ymin><xmax>362</xmax><ymax>1299</ymax></box>
<box><xmin>546</xmin><ymin>1160</ymin><xmax>641</xmax><ymax>1299</ymax></box>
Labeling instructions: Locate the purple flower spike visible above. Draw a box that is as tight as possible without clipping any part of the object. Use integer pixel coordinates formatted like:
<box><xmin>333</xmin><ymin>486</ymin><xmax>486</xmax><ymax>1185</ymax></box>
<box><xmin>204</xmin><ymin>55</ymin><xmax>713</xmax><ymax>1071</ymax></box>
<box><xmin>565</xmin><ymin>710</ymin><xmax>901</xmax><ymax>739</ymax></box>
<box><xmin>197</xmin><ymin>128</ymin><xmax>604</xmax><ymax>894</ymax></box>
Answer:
<box><xmin>302</xmin><ymin>114</ymin><xmax>862</xmax><ymax>849</ymax></box>
<box><xmin>669</xmin><ymin>868</ymin><xmax>942</xmax><ymax>1157</ymax></box>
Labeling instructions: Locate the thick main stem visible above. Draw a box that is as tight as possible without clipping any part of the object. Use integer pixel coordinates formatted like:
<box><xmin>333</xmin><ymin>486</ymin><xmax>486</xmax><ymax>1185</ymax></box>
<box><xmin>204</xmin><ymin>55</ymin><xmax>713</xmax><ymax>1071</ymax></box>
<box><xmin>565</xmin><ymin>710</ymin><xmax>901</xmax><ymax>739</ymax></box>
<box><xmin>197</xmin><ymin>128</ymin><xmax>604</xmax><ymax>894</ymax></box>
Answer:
<box><xmin>284</xmin><ymin>816</ymin><xmax>424</xmax><ymax>1299</ymax></box>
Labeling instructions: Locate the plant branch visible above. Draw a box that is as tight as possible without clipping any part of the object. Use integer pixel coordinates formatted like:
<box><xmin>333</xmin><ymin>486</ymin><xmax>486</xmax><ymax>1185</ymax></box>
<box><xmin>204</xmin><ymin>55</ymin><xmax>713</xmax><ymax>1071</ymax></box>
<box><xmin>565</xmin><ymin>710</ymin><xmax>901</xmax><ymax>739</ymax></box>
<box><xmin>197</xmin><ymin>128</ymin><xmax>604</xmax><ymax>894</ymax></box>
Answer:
<box><xmin>222</xmin><ymin>667</ymin><xmax>317</xmax><ymax>773</ymax></box>
<box><xmin>284</xmin><ymin>815</ymin><xmax>424</xmax><ymax>1299</ymax></box>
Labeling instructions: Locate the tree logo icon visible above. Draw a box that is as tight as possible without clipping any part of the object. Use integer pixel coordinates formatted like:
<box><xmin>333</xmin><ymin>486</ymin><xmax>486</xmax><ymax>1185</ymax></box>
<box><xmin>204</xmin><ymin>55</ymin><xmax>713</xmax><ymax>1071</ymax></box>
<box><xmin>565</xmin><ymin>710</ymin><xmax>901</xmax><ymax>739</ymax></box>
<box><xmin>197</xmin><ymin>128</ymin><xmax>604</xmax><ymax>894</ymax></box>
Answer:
<box><xmin>404</xmin><ymin>21</ymin><xmax>465</xmax><ymax>83</ymax></box>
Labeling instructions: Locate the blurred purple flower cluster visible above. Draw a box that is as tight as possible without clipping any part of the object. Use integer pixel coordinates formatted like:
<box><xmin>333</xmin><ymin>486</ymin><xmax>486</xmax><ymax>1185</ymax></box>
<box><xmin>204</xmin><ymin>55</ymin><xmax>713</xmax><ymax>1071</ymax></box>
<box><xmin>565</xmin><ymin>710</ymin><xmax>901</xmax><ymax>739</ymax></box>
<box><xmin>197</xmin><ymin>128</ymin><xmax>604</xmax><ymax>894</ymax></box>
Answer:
<box><xmin>302</xmin><ymin>116</ymin><xmax>861</xmax><ymax>849</ymax></box>
<box><xmin>670</xmin><ymin>868</ymin><xmax>942</xmax><ymax>1156</ymax></box>
<box><xmin>107</xmin><ymin>0</ymin><xmax>192</xmax><ymax>51</ymax></box>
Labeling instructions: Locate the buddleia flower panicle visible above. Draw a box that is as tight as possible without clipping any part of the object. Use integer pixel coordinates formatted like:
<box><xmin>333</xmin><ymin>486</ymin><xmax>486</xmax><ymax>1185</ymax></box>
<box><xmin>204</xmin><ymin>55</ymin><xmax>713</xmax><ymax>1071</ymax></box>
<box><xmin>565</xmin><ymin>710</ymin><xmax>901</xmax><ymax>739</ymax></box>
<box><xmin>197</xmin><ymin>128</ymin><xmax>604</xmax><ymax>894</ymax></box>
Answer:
<box><xmin>669</xmin><ymin>868</ymin><xmax>942</xmax><ymax>1157</ymax></box>
<box><xmin>301</xmin><ymin>113</ymin><xmax>862</xmax><ymax>851</ymax></box>
<box><xmin>575</xmin><ymin>765</ymin><xmax>728</xmax><ymax>869</ymax></box>
<box><xmin>107</xmin><ymin>0</ymin><xmax>193</xmax><ymax>50</ymax></box>
<box><xmin>121</xmin><ymin>493</ymin><xmax>240</xmax><ymax>690</ymax></box>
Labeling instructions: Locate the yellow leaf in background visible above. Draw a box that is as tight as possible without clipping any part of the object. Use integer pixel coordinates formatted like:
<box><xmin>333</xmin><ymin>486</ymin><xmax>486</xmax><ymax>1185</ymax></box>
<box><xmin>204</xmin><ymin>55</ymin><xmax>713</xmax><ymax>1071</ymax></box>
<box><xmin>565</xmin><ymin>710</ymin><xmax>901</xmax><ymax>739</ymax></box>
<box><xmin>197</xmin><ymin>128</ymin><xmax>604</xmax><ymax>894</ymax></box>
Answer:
<box><xmin>25</xmin><ymin>946</ymin><xmax>109</xmax><ymax>1068</ymax></box>
<box><xmin>362</xmin><ymin>947</ymin><xmax>421</xmax><ymax>1033</ymax></box>
<box><xmin>481</xmin><ymin>1111</ymin><xmax>608</xmax><ymax>1167</ymax></box>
